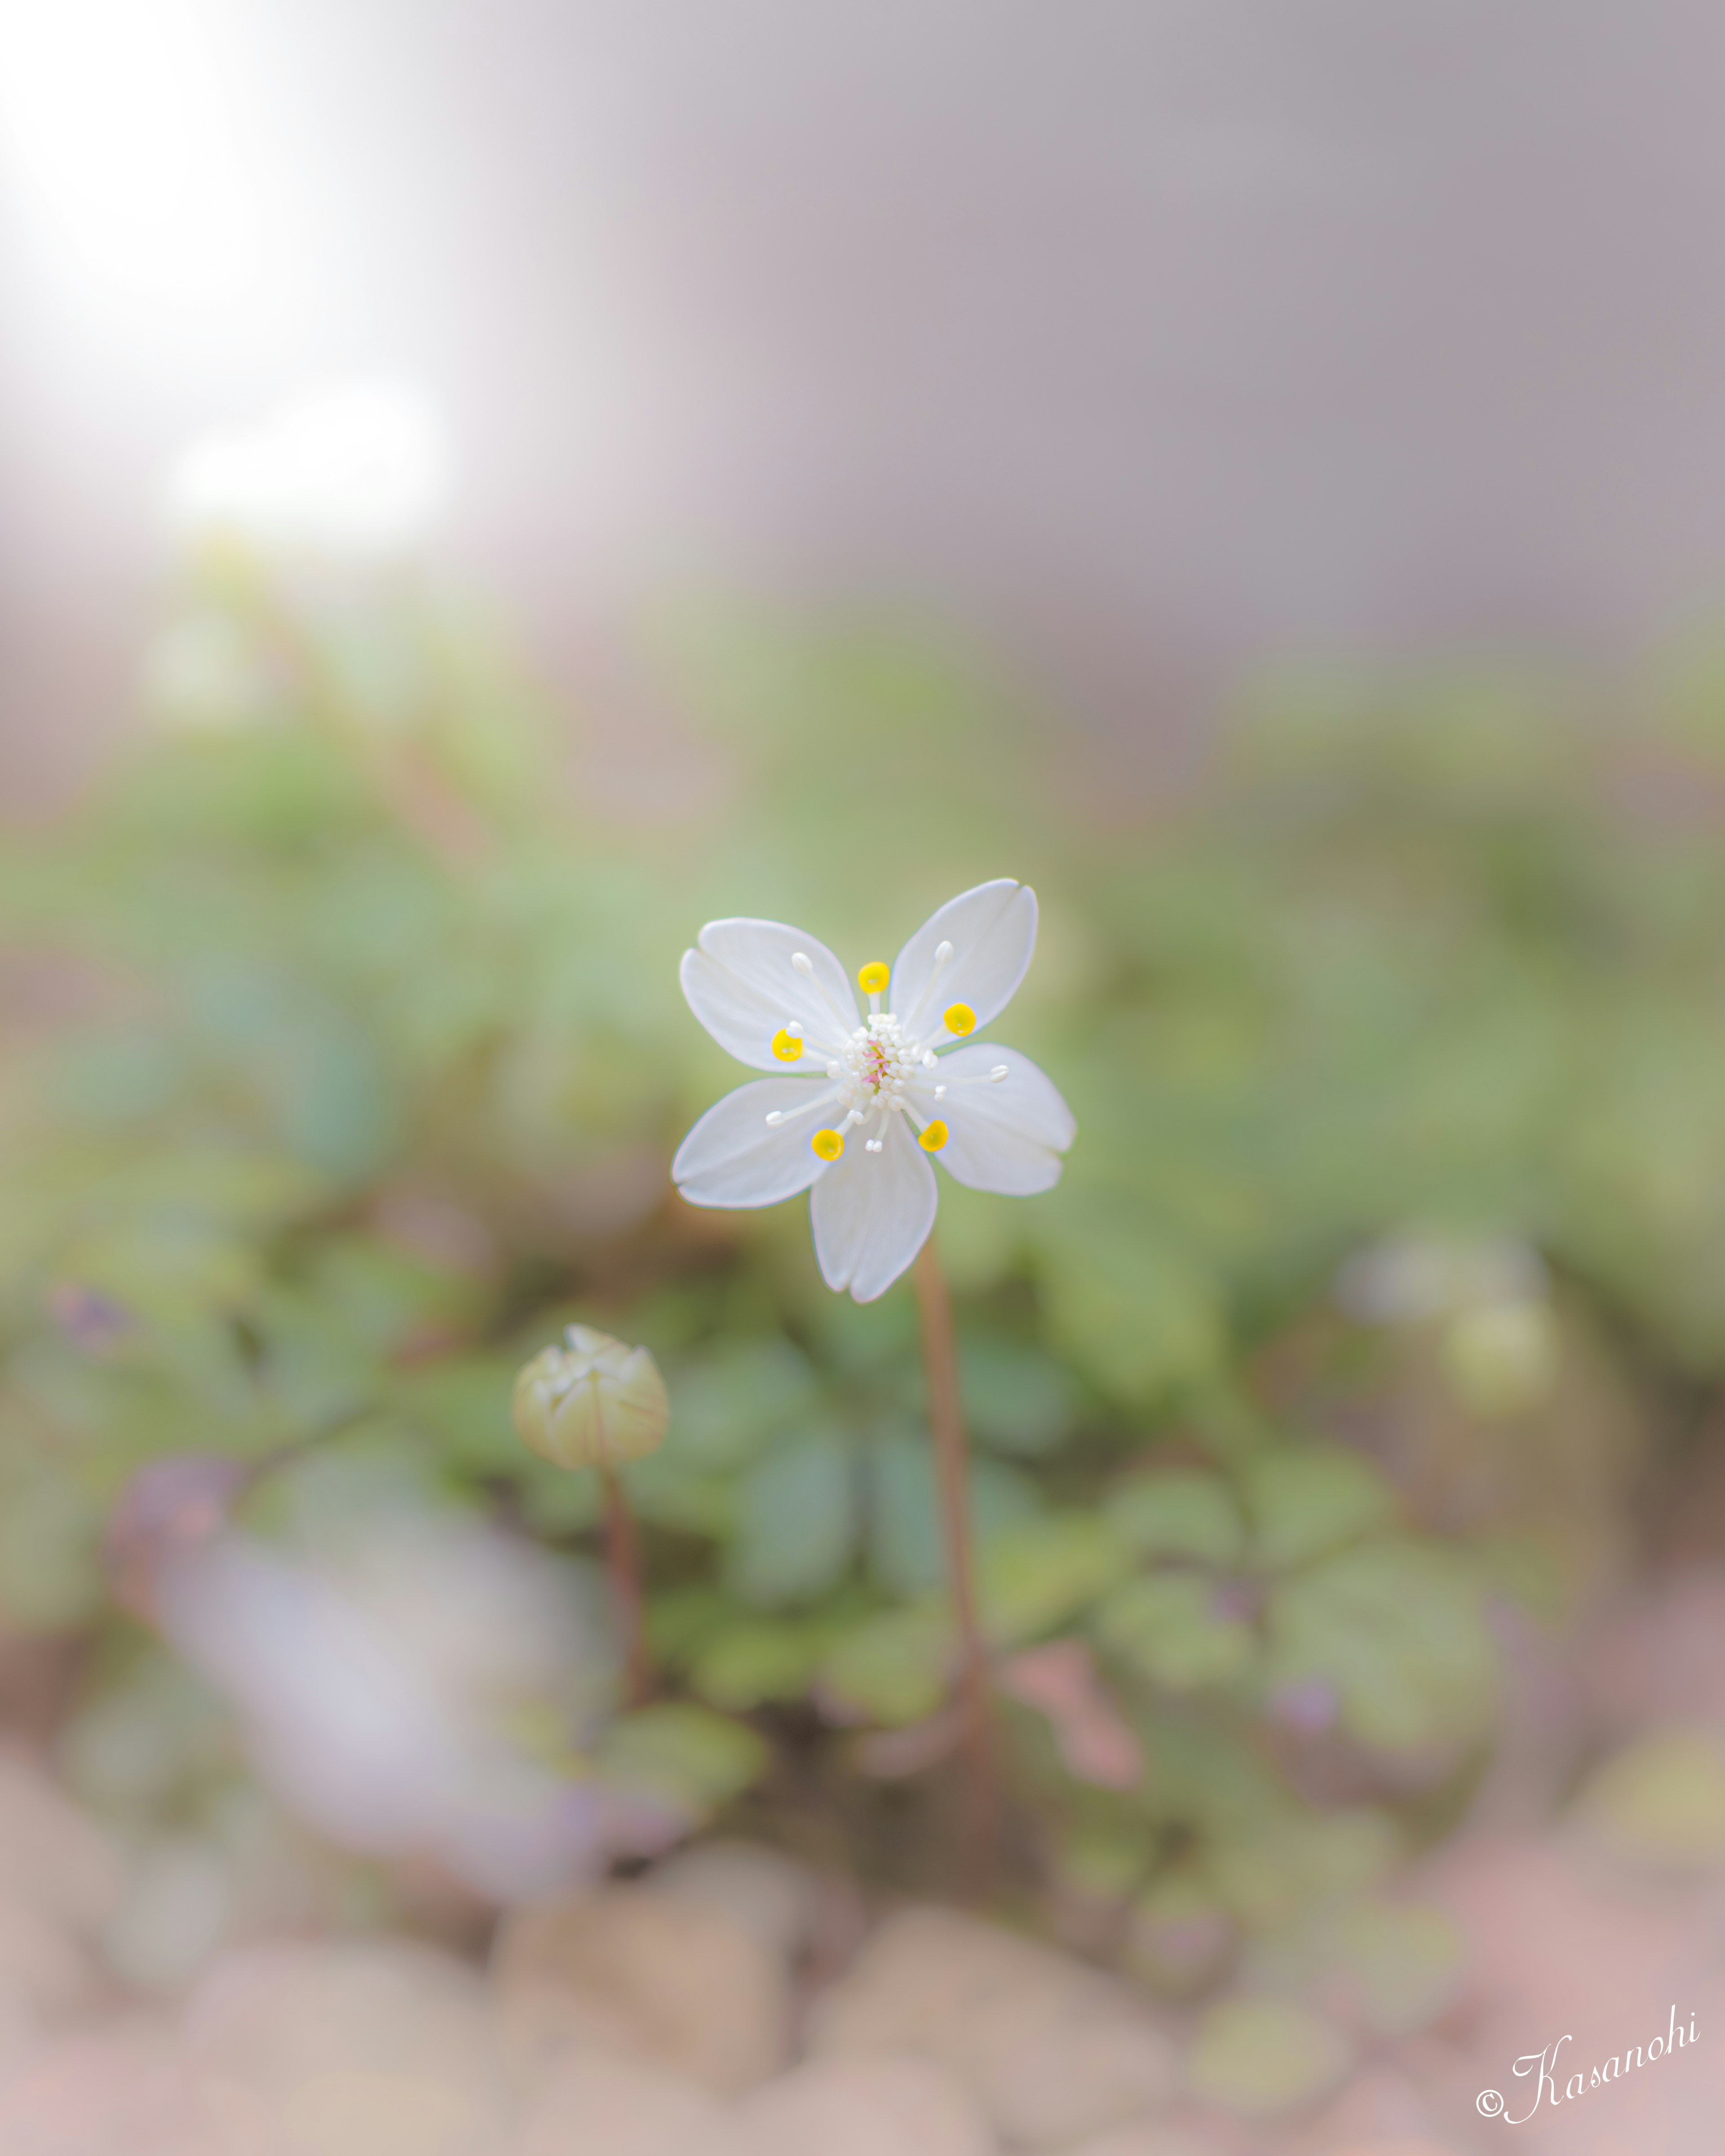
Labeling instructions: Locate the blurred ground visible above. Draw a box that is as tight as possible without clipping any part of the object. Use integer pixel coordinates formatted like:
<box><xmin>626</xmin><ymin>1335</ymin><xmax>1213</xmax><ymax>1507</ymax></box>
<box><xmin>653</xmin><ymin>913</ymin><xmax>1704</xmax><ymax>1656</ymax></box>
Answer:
<box><xmin>3</xmin><ymin>1566</ymin><xmax>1725</xmax><ymax>2152</ymax></box>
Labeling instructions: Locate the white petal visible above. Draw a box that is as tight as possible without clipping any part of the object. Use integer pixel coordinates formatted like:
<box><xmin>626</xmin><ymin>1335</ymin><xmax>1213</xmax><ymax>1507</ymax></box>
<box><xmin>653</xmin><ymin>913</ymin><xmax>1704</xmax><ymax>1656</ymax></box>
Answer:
<box><xmin>672</xmin><ymin>1077</ymin><xmax>839</xmax><ymax>1208</ymax></box>
<box><xmin>890</xmin><ymin>880</ymin><xmax>1038</xmax><ymax>1038</ymax></box>
<box><xmin>809</xmin><ymin>1113</ymin><xmax>937</xmax><ymax>1302</ymax></box>
<box><xmin>918</xmin><ymin>1043</ymin><xmax>1075</xmax><ymax>1197</ymax></box>
<box><xmin>680</xmin><ymin>918</ymin><xmax>859</xmax><ymax>1072</ymax></box>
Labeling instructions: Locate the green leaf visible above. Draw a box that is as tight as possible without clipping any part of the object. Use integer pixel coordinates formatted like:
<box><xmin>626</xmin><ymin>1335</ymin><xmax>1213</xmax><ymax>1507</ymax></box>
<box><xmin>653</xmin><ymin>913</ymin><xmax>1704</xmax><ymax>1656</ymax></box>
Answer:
<box><xmin>1327</xmin><ymin>1898</ymin><xmax>1467</xmax><ymax>2039</ymax></box>
<box><xmin>622</xmin><ymin>1448</ymin><xmax>736</xmax><ymax>1537</ymax></box>
<box><xmin>664</xmin><ymin>1340</ymin><xmax>822</xmax><ymax>1471</ymax></box>
<box><xmin>1039</xmin><ymin>1206</ymin><xmax>1225</xmax><ymax>1403</ymax></box>
<box><xmin>1243</xmin><ymin>1448</ymin><xmax>1395</xmax><ymax>1570</ymax></box>
<box><xmin>646</xmin><ymin>1585</ymin><xmax>732</xmax><ymax>1666</ymax></box>
<box><xmin>725</xmin><ymin>1425</ymin><xmax>857</xmax><ymax>1608</ymax></box>
<box><xmin>690</xmin><ymin>1619</ymin><xmax>832</xmax><ymax>1711</ymax></box>
<box><xmin>393</xmin><ymin>1356</ymin><xmax>522</xmax><ymax>1476</ymax></box>
<box><xmin>978</xmin><ymin>1514</ymin><xmax>1129</xmax><ymax>1646</ymax></box>
<box><xmin>1107</xmin><ymin>1471</ymin><xmax>1244</xmax><ymax>1566</ymax></box>
<box><xmin>955</xmin><ymin>1335</ymin><xmax>1077</xmax><ymax>1456</ymax></box>
<box><xmin>1265</xmin><ymin>1540</ymin><xmax>1498</xmax><ymax>1753</ymax></box>
<box><xmin>866</xmin><ymin>1431</ymin><xmax>1040</xmax><ymax>1599</ymax></box>
<box><xmin>1185</xmin><ymin>2000</ymin><xmax>1352</xmax><ymax>2117</ymax></box>
<box><xmin>820</xmin><ymin>1606</ymin><xmax>951</xmax><ymax>1726</ymax></box>
<box><xmin>599</xmin><ymin>1704</ymin><xmax>766</xmax><ymax>1810</ymax></box>
<box><xmin>1207</xmin><ymin>1807</ymin><xmax>1401</xmax><ymax>1931</ymax></box>
<box><xmin>1094</xmin><ymin>1572</ymin><xmax>1255</xmax><ymax>1692</ymax></box>
<box><xmin>1575</xmin><ymin>1729</ymin><xmax>1725</xmax><ymax>1868</ymax></box>
<box><xmin>515</xmin><ymin>1457</ymin><xmax>604</xmax><ymax>1534</ymax></box>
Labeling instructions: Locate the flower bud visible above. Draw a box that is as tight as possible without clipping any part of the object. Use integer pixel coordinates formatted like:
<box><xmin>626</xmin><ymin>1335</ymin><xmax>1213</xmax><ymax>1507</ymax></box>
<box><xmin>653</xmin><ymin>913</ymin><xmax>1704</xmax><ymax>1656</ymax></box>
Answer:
<box><xmin>512</xmin><ymin>1325</ymin><xmax>670</xmax><ymax>1471</ymax></box>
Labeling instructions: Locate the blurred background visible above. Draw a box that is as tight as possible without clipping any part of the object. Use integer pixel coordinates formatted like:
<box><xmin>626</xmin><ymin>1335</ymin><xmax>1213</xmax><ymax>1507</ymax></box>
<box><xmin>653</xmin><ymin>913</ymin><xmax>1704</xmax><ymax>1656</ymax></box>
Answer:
<box><xmin>6</xmin><ymin>5</ymin><xmax>1725</xmax><ymax>2153</ymax></box>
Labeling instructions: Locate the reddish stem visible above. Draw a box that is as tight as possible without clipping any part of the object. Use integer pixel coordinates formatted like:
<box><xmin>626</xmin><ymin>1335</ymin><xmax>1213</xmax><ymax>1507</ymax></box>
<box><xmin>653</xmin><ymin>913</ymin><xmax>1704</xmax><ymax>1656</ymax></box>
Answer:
<box><xmin>912</xmin><ymin>1237</ymin><xmax>999</xmax><ymax>1893</ymax></box>
<box><xmin>601</xmin><ymin>1465</ymin><xmax>654</xmax><ymax>1706</ymax></box>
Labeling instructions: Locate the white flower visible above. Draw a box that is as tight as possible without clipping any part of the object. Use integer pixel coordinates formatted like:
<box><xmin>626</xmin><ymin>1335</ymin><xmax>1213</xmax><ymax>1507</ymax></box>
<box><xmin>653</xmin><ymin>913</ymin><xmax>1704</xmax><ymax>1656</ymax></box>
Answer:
<box><xmin>672</xmin><ymin>879</ymin><xmax>1076</xmax><ymax>1301</ymax></box>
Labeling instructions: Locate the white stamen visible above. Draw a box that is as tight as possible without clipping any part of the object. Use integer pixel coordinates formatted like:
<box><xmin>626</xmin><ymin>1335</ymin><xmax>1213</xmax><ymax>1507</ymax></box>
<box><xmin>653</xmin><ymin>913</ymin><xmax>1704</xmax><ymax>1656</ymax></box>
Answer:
<box><xmin>922</xmin><ymin>1051</ymin><xmax>937</xmax><ymax>1069</ymax></box>
<box><xmin>942</xmin><ymin>1064</ymin><xmax>1011</xmax><ymax>1091</ymax></box>
<box><xmin>934</xmin><ymin>1084</ymin><xmax>947</xmax><ymax>1099</ymax></box>
<box><xmin>903</xmin><ymin>938</ymin><xmax>959</xmax><ymax>1029</ymax></box>
<box><xmin>786</xmin><ymin>1021</ymin><xmax>802</xmax><ymax>1038</ymax></box>
<box><xmin>866</xmin><ymin>1138</ymin><xmax>884</xmax><ymax>1153</ymax></box>
<box><xmin>763</xmin><ymin>1088</ymin><xmax>841</xmax><ymax>1132</ymax></box>
<box><xmin>791</xmin><ymin>950</ymin><xmax>863</xmax><ymax>1037</ymax></box>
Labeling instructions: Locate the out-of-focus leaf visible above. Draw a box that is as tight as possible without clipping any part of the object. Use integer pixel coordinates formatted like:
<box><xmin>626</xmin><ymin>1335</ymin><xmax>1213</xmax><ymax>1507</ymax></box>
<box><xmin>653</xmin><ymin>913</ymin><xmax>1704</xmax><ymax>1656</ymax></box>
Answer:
<box><xmin>515</xmin><ymin>1457</ymin><xmax>604</xmax><ymax>1534</ymax></box>
<box><xmin>955</xmin><ymin>1335</ymin><xmax>1077</xmax><ymax>1456</ymax></box>
<box><xmin>978</xmin><ymin>1514</ymin><xmax>1129</xmax><ymax>1646</ymax></box>
<box><xmin>820</xmin><ymin>1606</ymin><xmax>951</xmax><ymax>1726</ymax></box>
<box><xmin>1185</xmin><ymin>1999</ymin><xmax>1353</xmax><ymax>2117</ymax></box>
<box><xmin>663</xmin><ymin>1340</ymin><xmax>821</xmax><ymax>1471</ymax></box>
<box><xmin>1252</xmin><ymin>1896</ymin><xmax>1465</xmax><ymax>2040</ymax></box>
<box><xmin>1123</xmin><ymin>1873</ymin><xmax>1237</xmax><ymax>1996</ymax></box>
<box><xmin>622</xmin><ymin>1448</ymin><xmax>736</xmax><ymax>1537</ymax></box>
<box><xmin>865</xmin><ymin>1431</ymin><xmax>1040</xmax><ymax>1599</ymax></box>
<box><xmin>0</xmin><ymin>1453</ymin><xmax>103</xmax><ymax>1631</ymax></box>
<box><xmin>1095</xmin><ymin>1572</ymin><xmax>1256</xmax><ymax>1692</ymax></box>
<box><xmin>1265</xmin><ymin>1540</ymin><xmax>1498</xmax><ymax>1753</ymax></box>
<box><xmin>689</xmin><ymin>1618</ymin><xmax>833</xmax><ymax>1711</ymax></box>
<box><xmin>725</xmin><ymin>1425</ymin><xmax>857</xmax><ymax>1608</ymax></box>
<box><xmin>391</xmin><ymin>1356</ymin><xmax>524</xmax><ymax>1476</ymax></box>
<box><xmin>599</xmin><ymin>1704</ymin><xmax>766</xmax><ymax>1810</ymax></box>
<box><xmin>1206</xmin><ymin>1806</ymin><xmax>1401</xmax><ymax>1931</ymax></box>
<box><xmin>1243</xmin><ymin>1448</ymin><xmax>1395</xmax><ymax>1570</ymax></box>
<box><xmin>1575</xmin><ymin>1728</ymin><xmax>1725</xmax><ymax>1868</ymax></box>
<box><xmin>1040</xmin><ymin>1207</ymin><xmax>1225</xmax><ymax>1403</ymax></box>
<box><xmin>1107</xmin><ymin>1471</ymin><xmax>1244</xmax><ymax>1566</ymax></box>
<box><xmin>646</xmin><ymin>1586</ymin><xmax>732</xmax><ymax>1666</ymax></box>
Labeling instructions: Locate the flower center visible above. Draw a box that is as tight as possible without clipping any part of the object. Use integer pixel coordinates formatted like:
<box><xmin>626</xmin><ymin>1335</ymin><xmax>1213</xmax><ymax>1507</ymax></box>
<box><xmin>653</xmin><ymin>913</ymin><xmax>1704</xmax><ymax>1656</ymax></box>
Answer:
<box><xmin>836</xmin><ymin>1013</ymin><xmax>923</xmax><ymax>1113</ymax></box>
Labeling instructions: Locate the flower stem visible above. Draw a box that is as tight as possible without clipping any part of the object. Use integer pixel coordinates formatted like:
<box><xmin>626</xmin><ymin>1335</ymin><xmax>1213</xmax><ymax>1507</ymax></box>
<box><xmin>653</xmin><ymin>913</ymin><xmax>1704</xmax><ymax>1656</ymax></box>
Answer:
<box><xmin>600</xmin><ymin>1464</ymin><xmax>654</xmax><ymax>1707</ymax></box>
<box><xmin>912</xmin><ymin>1237</ymin><xmax>998</xmax><ymax>1893</ymax></box>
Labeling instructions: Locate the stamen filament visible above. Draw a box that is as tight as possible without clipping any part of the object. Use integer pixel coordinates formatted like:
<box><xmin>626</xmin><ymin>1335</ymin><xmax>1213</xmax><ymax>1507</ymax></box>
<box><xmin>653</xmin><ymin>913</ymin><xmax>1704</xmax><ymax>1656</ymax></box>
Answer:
<box><xmin>790</xmin><ymin>950</ymin><xmax>862</xmax><ymax>1038</ymax></box>
<box><xmin>903</xmin><ymin>937</ymin><xmax>956</xmax><ymax>1030</ymax></box>
<box><xmin>764</xmin><ymin>1088</ymin><xmax>839</xmax><ymax>1129</ymax></box>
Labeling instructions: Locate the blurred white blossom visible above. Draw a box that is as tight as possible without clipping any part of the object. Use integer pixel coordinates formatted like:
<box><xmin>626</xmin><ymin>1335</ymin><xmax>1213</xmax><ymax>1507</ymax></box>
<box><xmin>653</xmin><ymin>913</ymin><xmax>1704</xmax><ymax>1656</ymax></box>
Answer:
<box><xmin>164</xmin><ymin>380</ymin><xmax>452</xmax><ymax>561</ymax></box>
<box><xmin>1336</xmin><ymin>1230</ymin><xmax>1558</xmax><ymax>1416</ymax></box>
<box><xmin>151</xmin><ymin>1506</ymin><xmax>677</xmax><ymax>1903</ymax></box>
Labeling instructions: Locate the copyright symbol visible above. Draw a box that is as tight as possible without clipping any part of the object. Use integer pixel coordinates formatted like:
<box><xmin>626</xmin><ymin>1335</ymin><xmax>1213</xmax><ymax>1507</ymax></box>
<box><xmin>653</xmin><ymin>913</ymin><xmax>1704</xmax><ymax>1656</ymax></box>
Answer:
<box><xmin>1477</xmin><ymin>2089</ymin><xmax>1505</xmax><ymax>2118</ymax></box>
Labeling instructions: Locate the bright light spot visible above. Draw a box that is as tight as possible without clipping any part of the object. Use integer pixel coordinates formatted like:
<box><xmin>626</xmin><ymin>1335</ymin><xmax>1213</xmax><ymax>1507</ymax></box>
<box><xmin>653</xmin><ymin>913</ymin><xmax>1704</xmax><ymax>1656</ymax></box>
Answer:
<box><xmin>164</xmin><ymin>381</ymin><xmax>455</xmax><ymax>560</ymax></box>
<box><xmin>0</xmin><ymin>0</ymin><xmax>266</xmax><ymax>324</ymax></box>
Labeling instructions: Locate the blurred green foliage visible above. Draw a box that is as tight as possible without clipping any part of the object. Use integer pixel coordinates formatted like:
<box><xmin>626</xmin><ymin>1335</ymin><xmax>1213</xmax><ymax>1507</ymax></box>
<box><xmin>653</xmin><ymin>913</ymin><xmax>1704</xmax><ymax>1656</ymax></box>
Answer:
<box><xmin>6</xmin><ymin>543</ymin><xmax>1725</xmax><ymax>1972</ymax></box>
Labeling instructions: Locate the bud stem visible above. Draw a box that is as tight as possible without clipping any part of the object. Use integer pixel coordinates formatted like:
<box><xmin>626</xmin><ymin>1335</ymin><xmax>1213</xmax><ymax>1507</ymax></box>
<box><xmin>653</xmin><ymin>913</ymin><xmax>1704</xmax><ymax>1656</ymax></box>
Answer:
<box><xmin>912</xmin><ymin>1237</ymin><xmax>998</xmax><ymax>1895</ymax></box>
<box><xmin>600</xmin><ymin>1465</ymin><xmax>654</xmax><ymax>1707</ymax></box>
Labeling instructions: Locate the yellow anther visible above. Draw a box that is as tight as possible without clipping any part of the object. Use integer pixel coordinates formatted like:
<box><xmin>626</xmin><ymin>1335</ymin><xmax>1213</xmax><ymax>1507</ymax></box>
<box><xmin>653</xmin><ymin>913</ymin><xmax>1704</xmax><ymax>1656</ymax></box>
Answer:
<box><xmin>942</xmin><ymin>1002</ymin><xmax>976</xmax><ymax>1037</ymax></box>
<box><xmin>919</xmin><ymin>1120</ymin><xmax>949</xmax><ymax>1152</ymax></box>
<box><xmin>811</xmin><ymin>1128</ymin><xmax>845</xmax><ymax>1162</ymax></box>
<box><xmin>770</xmin><ymin>1027</ymin><xmax>803</xmax><ymax>1062</ymax></box>
<box><xmin>858</xmin><ymin>960</ymin><xmax>890</xmax><ymax>995</ymax></box>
